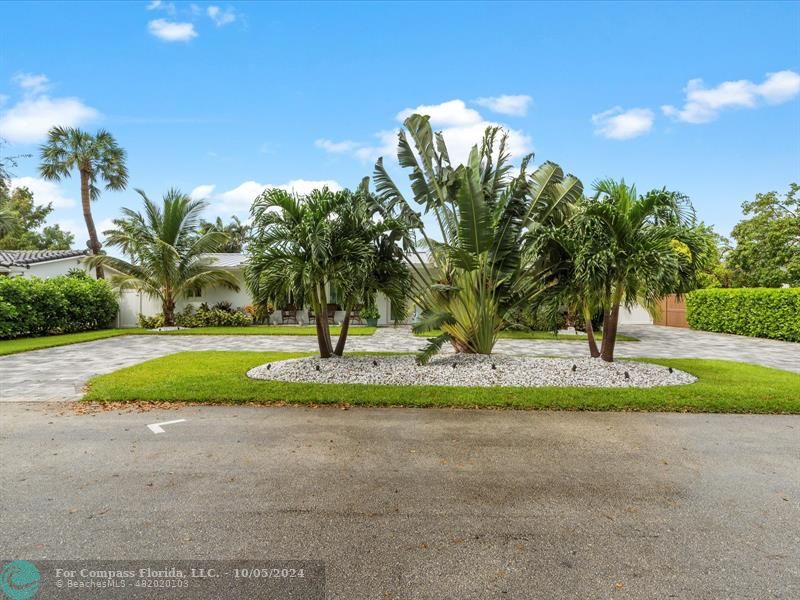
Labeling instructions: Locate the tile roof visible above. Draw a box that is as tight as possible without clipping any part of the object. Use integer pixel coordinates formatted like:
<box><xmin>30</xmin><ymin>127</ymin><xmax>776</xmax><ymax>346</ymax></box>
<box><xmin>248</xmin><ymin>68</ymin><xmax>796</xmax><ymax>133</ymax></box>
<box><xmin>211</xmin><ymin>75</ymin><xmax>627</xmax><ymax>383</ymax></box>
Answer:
<box><xmin>0</xmin><ymin>249</ymin><xmax>88</xmax><ymax>268</ymax></box>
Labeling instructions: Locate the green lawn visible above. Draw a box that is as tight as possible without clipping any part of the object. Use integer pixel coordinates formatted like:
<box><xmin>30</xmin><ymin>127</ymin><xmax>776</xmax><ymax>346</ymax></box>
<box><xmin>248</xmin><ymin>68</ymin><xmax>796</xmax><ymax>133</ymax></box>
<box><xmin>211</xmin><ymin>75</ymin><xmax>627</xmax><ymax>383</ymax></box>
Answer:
<box><xmin>0</xmin><ymin>325</ymin><xmax>375</xmax><ymax>356</ymax></box>
<box><xmin>83</xmin><ymin>351</ymin><xmax>800</xmax><ymax>414</ymax></box>
<box><xmin>414</xmin><ymin>329</ymin><xmax>639</xmax><ymax>342</ymax></box>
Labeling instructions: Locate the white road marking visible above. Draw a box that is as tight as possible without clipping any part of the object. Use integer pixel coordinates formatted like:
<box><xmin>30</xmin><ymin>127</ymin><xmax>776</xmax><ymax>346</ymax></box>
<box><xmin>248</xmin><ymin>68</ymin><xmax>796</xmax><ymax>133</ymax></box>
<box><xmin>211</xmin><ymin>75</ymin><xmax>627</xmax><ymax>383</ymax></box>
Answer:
<box><xmin>147</xmin><ymin>419</ymin><xmax>187</xmax><ymax>434</ymax></box>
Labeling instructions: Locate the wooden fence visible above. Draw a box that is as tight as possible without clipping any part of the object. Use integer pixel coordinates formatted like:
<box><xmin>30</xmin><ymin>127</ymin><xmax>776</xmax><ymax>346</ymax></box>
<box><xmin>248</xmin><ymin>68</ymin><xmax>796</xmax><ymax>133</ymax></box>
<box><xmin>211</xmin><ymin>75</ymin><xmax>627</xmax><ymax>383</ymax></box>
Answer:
<box><xmin>653</xmin><ymin>294</ymin><xmax>688</xmax><ymax>328</ymax></box>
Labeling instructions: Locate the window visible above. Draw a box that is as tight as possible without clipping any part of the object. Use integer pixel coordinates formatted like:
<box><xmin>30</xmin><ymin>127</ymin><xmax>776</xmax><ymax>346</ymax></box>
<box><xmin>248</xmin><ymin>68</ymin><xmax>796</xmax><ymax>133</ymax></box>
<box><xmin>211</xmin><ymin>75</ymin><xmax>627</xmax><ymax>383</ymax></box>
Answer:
<box><xmin>187</xmin><ymin>285</ymin><xmax>202</xmax><ymax>298</ymax></box>
<box><xmin>328</xmin><ymin>283</ymin><xmax>340</xmax><ymax>305</ymax></box>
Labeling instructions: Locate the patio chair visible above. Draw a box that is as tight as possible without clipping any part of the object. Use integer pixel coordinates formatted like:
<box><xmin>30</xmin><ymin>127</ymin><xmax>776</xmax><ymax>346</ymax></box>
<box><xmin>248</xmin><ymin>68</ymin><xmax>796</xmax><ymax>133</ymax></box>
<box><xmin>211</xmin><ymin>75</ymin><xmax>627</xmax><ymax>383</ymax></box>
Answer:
<box><xmin>326</xmin><ymin>303</ymin><xmax>338</xmax><ymax>324</ymax></box>
<box><xmin>349</xmin><ymin>305</ymin><xmax>363</xmax><ymax>325</ymax></box>
<box><xmin>308</xmin><ymin>304</ymin><xmax>339</xmax><ymax>325</ymax></box>
<box><xmin>281</xmin><ymin>304</ymin><xmax>298</xmax><ymax>325</ymax></box>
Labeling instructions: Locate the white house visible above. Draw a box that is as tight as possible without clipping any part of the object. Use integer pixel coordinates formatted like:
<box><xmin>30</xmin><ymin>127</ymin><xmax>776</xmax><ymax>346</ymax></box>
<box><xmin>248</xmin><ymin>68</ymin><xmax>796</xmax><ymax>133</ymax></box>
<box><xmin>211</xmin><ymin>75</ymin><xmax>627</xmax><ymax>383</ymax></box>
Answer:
<box><xmin>0</xmin><ymin>249</ymin><xmax>653</xmax><ymax>328</ymax></box>
<box><xmin>115</xmin><ymin>253</ymin><xmax>399</xmax><ymax>328</ymax></box>
<box><xmin>0</xmin><ymin>249</ymin><xmax>93</xmax><ymax>278</ymax></box>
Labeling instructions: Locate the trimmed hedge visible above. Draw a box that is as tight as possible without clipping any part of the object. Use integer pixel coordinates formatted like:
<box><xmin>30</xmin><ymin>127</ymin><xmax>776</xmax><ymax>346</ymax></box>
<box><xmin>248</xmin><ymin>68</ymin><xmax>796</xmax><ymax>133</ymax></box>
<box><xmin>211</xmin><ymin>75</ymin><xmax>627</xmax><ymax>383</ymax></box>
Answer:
<box><xmin>0</xmin><ymin>274</ymin><xmax>118</xmax><ymax>339</ymax></box>
<box><xmin>138</xmin><ymin>305</ymin><xmax>252</xmax><ymax>329</ymax></box>
<box><xmin>686</xmin><ymin>288</ymin><xmax>800</xmax><ymax>342</ymax></box>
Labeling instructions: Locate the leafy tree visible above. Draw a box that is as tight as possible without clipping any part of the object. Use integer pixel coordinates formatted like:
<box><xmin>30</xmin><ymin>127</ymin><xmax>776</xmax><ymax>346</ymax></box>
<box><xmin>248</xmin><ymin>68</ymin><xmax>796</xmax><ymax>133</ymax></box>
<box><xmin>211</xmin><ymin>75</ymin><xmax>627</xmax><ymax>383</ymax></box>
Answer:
<box><xmin>0</xmin><ymin>140</ymin><xmax>71</xmax><ymax>248</ymax></box>
<box><xmin>728</xmin><ymin>183</ymin><xmax>799</xmax><ymax>287</ymax></box>
<box><xmin>199</xmin><ymin>215</ymin><xmax>251</xmax><ymax>252</ymax></box>
<box><xmin>573</xmin><ymin>182</ymin><xmax>705</xmax><ymax>361</ymax></box>
<box><xmin>373</xmin><ymin>114</ymin><xmax>582</xmax><ymax>363</ymax></box>
<box><xmin>39</xmin><ymin>127</ymin><xmax>128</xmax><ymax>278</ymax></box>
<box><xmin>0</xmin><ymin>186</ymin><xmax>74</xmax><ymax>250</ymax></box>
<box><xmin>85</xmin><ymin>189</ymin><xmax>240</xmax><ymax>326</ymax></box>
<box><xmin>692</xmin><ymin>222</ymin><xmax>733</xmax><ymax>289</ymax></box>
<box><xmin>0</xmin><ymin>206</ymin><xmax>14</xmax><ymax>236</ymax></box>
<box><xmin>0</xmin><ymin>138</ymin><xmax>31</xmax><ymax>197</ymax></box>
<box><xmin>247</xmin><ymin>186</ymin><xmax>408</xmax><ymax>358</ymax></box>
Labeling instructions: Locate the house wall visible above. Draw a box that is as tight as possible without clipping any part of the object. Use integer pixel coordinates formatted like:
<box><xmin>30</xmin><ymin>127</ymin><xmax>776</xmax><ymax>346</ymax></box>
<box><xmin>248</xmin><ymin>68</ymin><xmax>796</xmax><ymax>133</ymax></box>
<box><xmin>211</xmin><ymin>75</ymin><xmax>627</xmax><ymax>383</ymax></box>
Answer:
<box><xmin>617</xmin><ymin>304</ymin><xmax>654</xmax><ymax>325</ymax></box>
<box><xmin>19</xmin><ymin>257</ymin><xmax>92</xmax><ymax>279</ymax></box>
<box><xmin>116</xmin><ymin>268</ymin><xmax>397</xmax><ymax>327</ymax></box>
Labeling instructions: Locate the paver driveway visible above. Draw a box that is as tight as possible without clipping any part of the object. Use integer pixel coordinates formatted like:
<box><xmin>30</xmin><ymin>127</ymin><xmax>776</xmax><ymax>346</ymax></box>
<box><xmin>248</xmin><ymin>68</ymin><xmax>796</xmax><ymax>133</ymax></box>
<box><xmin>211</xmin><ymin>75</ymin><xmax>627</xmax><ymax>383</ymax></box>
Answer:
<box><xmin>0</xmin><ymin>325</ymin><xmax>797</xmax><ymax>401</ymax></box>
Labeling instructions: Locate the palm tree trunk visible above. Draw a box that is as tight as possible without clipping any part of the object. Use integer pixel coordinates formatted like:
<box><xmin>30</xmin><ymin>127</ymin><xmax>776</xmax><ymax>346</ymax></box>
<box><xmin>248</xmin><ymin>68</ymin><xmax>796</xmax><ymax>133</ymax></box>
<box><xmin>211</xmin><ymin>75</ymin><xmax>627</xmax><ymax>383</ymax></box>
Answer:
<box><xmin>80</xmin><ymin>169</ymin><xmax>104</xmax><ymax>279</ymax></box>
<box><xmin>314</xmin><ymin>311</ymin><xmax>331</xmax><ymax>358</ymax></box>
<box><xmin>319</xmin><ymin>284</ymin><xmax>334</xmax><ymax>356</ymax></box>
<box><xmin>583</xmin><ymin>305</ymin><xmax>600</xmax><ymax>358</ymax></box>
<box><xmin>600</xmin><ymin>303</ymin><xmax>621</xmax><ymax>362</ymax></box>
<box><xmin>162</xmin><ymin>293</ymin><xmax>176</xmax><ymax>327</ymax></box>
<box><xmin>334</xmin><ymin>304</ymin><xmax>351</xmax><ymax>356</ymax></box>
<box><xmin>313</xmin><ymin>286</ymin><xmax>333</xmax><ymax>358</ymax></box>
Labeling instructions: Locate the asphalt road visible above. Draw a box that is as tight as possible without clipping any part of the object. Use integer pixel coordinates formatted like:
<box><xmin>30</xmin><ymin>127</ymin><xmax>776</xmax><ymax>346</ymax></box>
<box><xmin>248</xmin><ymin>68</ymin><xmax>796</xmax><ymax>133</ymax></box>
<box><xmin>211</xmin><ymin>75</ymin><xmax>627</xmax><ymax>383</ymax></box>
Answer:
<box><xmin>1</xmin><ymin>404</ymin><xmax>798</xmax><ymax>599</ymax></box>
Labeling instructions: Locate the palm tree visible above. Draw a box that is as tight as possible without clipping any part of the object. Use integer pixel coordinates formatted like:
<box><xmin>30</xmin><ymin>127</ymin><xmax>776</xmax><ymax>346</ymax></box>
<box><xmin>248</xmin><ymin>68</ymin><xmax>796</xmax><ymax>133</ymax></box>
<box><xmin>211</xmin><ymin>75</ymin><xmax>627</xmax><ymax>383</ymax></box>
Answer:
<box><xmin>85</xmin><ymin>189</ymin><xmax>240</xmax><ymax>326</ymax></box>
<box><xmin>246</xmin><ymin>187</ymin><xmax>378</xmax><ymax>358</ymax></box>
<box><xmin>328</xmin><ymin>180</ymin><xmax>410</xmax><ymax>355</ymax></box>
<box><xmin>577</xmin><ymin>180</ymin><xmax>704</xmax><ymax>361</ymax></box>
<box><xmin>199</xmin><ymin>215</ymin><xmax>251</xmax><ymax>252</ymax></box>
<box><xmin>39</xmin><ymin>127</ymin><xmax>128</xmax><ymax>278</ymax></box>
<box><xmin>374</xmin><ymin>114</ymin><xmax>582</xmax><ymax>363</ymax></box>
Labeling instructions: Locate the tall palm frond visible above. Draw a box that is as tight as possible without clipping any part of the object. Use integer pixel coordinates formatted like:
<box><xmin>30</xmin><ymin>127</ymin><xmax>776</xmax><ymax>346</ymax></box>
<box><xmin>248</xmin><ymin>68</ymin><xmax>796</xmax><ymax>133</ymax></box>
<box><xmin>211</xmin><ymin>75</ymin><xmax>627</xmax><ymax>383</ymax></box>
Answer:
<box><xmin>86</xmin><ymin>189</ymin><xmax>238</xmax><ymax>325</ymax></box>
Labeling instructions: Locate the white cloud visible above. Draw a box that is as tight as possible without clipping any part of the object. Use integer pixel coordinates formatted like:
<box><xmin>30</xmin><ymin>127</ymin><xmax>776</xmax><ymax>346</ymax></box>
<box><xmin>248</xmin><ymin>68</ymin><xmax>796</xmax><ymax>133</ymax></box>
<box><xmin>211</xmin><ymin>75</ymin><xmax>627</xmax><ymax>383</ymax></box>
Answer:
<box><xmin>207</xmin><ymin>5</ymin><xmax>236</xmax><ymax>26</ymax></box>
<box><xmin>396</xmin><ymin>99</ymin><xmax>482</xmax><ymax>127</ymax></box>
<box><xmin>10</xmin><ymin>177</ymin><xmax>76</xmax><ymax>208</ymax></box>
<box><xmin>52</xmin><ymin>218</ymin><xmax>84</xmax><ymax>247</ymax></box>
<box><xmin>353</xmin><ymin>130</ymin><xmax>397</xmax><ymax>162</ymax></box>
<box><xmin>190</xmin><ymin>184</ymin><xmax>216</xmax><ymax>200</ymax></box>
<box><xmin>212</xmin><ymin>179</ymin><xmax>343</xmax><ymax>214</ymax></box>
<box><xmin>0</xmin><ymin>95</ymin><xmax>100</xmax><ymax>144</ymax></box>
<box><xmin>398</xmin><ymin>100</ymin><xmax>532</xmax><ymax>164</ymax></box>
<box><xmin>662</xmin><ymin>70</ymin><xmax>800</xmax><ymax>124</ymax></box>
<box><xmin>315</xmin><ymin>139</ymin><xmax>358</xmax><ymax>153</ymax></box>
<box><xmin>758</xmin><ymin>70</ymin><xmax>800</xmax><ymax>103</ymax></box>
<box><xmin>441</xmin><ymin>122</ymin><xmax>532</xmax><ymax>165</ymax></box>
<box><xmin>475</xmin><ymin>94</ymin><xmax>532</xmax><ymax>116</ymax></box>
<box><xmin>53</xmin><ymin>216</ymin><xmax>115</xmax><ymax>250</ymax></box>
<box><xmin>592</xmin><ymin>107</ymin><xmax>654</xmax><ymax>140</ymax></box>
<box><xmin>148</xmin><ymin>19</ymin><xmax>197</xmax><ymax>42</ymax></box>
<box><xmin>317</xmin><ymin>98</ymin><xmax>534</xmax><ymax>165</ymax></box>
<box><xmin>13</xmin><ymin>73</ymin><xmax>50</xmax><ymax>94</ymax></box>
<box><xmin>96</xmin><ymin>217</ymin><xmax>117</xmax><ymax>234</ymax></box>
<box><xmin>146</xmin><ymin>0</ymin><xmax>176</xmax><ymax>14</ymax></box>
<box><xmin>315</xmin><ymin>131</ymin><xmax>397</xmax><ymax>163</ymax></box>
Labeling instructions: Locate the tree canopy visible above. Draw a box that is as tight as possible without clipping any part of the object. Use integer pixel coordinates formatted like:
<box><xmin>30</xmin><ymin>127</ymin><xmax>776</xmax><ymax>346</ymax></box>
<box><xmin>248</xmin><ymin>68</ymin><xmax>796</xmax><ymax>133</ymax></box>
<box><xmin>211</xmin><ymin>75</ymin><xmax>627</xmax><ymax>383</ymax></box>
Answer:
<box><xmin>728</xmin><ymin>183</ymin><xmax>799</xmax><ymax>287</ymax></box>
<box><xmin>0</xmin><ymin>185</ymin><xmax>75</xmax><ymax>251</ymax></box>
<box><xmin>199</xmin><ymin>215</ymin><xmax>251</xmax><ymax>252</ymax></box>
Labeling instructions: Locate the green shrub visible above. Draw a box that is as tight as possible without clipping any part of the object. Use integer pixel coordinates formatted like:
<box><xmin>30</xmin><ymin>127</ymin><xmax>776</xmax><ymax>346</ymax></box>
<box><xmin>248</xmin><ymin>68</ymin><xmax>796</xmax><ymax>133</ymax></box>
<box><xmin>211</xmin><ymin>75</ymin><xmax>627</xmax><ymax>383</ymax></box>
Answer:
<box><xmin>191</xmin><ymin>308</ymin><xmax>251</xmax><ymax>327</ymax></box>
<box><xmin>361</xmin><ymin>305</ymin><xmax>380</xmax><ymax>320</ymax></box>
<box><xmin>0</xmin><ymin>275</ymin><xmax>118</xmax><ymax>339</ymax></box>
<box><xmin>686</xmin><ymin>288</ymin><xmax>800</xmax><ymax>342</ymax></box>
<box><xmin>141</xmin><ymin>304</ymin><xmax>252</xmax><ymax>329</ymax></box>
<box><xmin>138</xmin><ymin>313</ymin><xmax>165</xmax><ymax>329</ymax></box>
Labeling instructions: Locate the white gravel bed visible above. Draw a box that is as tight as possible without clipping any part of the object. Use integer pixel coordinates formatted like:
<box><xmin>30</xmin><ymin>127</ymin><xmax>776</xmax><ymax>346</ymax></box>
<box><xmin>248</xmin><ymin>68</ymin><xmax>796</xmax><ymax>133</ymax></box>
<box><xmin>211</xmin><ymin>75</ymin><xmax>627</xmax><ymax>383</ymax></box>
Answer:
<box><xmin>247</xmin><ymin>354</ymin><xmax>696</xmax><ymax>388</ymax></box>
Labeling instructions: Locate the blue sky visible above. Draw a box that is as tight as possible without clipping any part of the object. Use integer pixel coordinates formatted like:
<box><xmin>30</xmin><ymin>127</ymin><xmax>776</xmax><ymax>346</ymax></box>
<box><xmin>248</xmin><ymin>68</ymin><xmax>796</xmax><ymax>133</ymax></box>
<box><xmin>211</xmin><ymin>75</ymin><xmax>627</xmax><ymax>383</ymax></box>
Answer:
<box><xmin>1</xmin><ymin>1</ymin><xmax>798</xmax><ymax>248</ymax></box>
